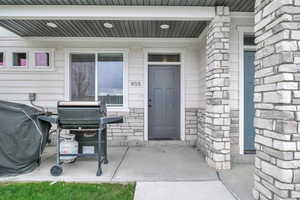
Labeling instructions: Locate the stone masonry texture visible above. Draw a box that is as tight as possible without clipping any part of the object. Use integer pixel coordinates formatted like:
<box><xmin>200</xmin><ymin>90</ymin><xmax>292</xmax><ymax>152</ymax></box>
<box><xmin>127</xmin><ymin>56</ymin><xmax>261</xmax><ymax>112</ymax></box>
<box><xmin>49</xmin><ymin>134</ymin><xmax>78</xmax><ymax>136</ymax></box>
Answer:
<box><xmin>185</xmin><ymin>108</ymin><xmax>199</xmax><ymax>141</ymax></box>
<box><xmin>202</xmin><ymin>6</ymin><xmax>231</xmax><ymax>170</ymax></box>
<box><xmin>107</xmin><ymin>108</ymin><xmax>199</xmax><ymax>144</ymax></box>
<box><xmin>230</xmin><ymin>109</ymin><xmax>241</xmax><ymax>161</ymax></box>
<box><xmin>253</xmin><ymin>0</ymin><xmax>300</xmax><ymax>199</ymax></box>
<box><xmin>197</xmin><ymin>108</ymin><xmax>207</xmax><ymax>155</ymax></box>
<box><xmin>107</xmin><ymin>108</ymin><xmax>144</xmax><ymax>142</ymax></box>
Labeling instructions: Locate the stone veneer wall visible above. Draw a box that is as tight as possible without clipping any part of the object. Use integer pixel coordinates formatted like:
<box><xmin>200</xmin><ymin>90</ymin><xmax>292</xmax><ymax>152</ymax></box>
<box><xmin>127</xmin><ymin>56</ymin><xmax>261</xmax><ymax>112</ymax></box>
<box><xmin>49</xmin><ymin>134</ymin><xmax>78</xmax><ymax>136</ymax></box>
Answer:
<box><xmin>107</xmin><ymin>108</ymin><xmax>200</xmax><ymax>143</ymax></box>
<box><xmin>197</xmin><ymin>108</ymin><xmax>207</xmax><ymax>155</ymax></box>
<box><xmin>230</xmin><ymin>109</ymin><xmax>240</xmax><ymax>159</ymax></box>
<box><xmin>107</xmin><ymin>108</ymin><xmax>144</xmax><ymax>142</ymax></box>
<box><xmin>185</xmin><ymin>108</ymin><xmax>199</xmax><ymax>141</ymax></box>
<box><xmin>204</xmin><ymin>6</ymin><xmax>231</xmax><ymax>170</ymax></box>
<box><xmin>253</xmin><ymin>0</ymin><xmax>300</xmax><ymax>199</ymax></box>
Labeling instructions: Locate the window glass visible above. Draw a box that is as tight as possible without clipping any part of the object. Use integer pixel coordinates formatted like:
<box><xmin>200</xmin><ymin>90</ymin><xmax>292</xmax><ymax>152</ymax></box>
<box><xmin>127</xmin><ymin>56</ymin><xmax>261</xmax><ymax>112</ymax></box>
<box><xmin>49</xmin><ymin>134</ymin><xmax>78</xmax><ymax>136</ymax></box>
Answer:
<box><xmin>35</xmin><ymin>52</ymin><xmax>49</xmax><ymax>67</ymax></box>
<box><xmin>148</xmin><ymin>54</ymin><xmax>180</xmax><ymax>62</ymax></box>
<box><xmin>70</xmin><ymin>54</ymin><xmax>96</xmax><ymax>101</ymax></box>
<box><xmin>13</xmin><ymin>52</ymin><xmax>27</xmax><ymax>67</ymax></box>
<box><xmin>244</xmin><ymin>35</ymin><xmax>255</xmax><ymax>46</ymax></box>
<box><xmin>97</xmin><ymin>53</ymin><xmax>123</xmax><ymax>106</ymax></box>
<box><xmin>0</xmin><ymin>53</ymin><xmax>3</xmax><ymax>66</ymax></box>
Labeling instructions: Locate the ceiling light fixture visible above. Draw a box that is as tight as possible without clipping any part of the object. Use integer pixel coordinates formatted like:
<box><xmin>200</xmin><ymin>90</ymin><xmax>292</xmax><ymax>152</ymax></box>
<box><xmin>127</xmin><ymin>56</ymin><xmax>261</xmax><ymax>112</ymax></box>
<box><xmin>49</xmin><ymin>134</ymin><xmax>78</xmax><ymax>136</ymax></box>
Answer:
<box><xmin>160</xmin><ymin>24</ymin><xmax>170</xmax><ymax>29</ymax></box>
<box><xmin>104</xmin><ymin>22</ymin><xmax>113</xmax><ymax>29</ymax></box>
<box><xmin>46</xmin><ymin>22</ymin><xmax>57</xmax><ymax>28</ymax></box>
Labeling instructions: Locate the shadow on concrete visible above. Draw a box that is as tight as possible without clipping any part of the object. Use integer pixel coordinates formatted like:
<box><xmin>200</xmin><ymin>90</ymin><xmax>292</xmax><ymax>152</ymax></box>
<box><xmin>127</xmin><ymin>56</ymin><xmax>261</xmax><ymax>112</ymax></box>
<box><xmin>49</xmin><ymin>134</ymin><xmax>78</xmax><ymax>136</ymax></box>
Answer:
<box><xmin>0</xmin><ymin>145</ymin><xmax>217</xmax><ymax>183</ymax></box>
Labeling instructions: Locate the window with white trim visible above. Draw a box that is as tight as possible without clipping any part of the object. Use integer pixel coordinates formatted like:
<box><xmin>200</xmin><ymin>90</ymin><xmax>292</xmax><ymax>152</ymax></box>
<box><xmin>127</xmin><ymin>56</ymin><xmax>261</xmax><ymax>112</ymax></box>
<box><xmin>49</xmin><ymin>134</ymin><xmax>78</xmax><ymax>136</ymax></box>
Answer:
<box><xmin>70</xmin><ymin>51</ymin><xmax>127</xmax><ymax>109</ymax></box>
<box><xmin>33</xmin><ymin>52</ymin><xmax>50</xmax><ymax>68</ymax></box>
<box><xmin>12</xmin><ymin>52</ymin><xmax>27</xmax><ymax>67</ymax></box>
<box><xmin>97</xmin><ymin>53</ymin><xmax>123</xmax><ymax>107</ymax></box>
<box><xmin>0</xmin><ymin>52</ymin><xmax>4</xmax><ymax>67</ymax></box>
<box><xmin>148</xmin><ymin>53</ymin><xmax>180</xmax><ymax>62</ymax></box>
<box><xmin>0</xmin><ymin>48</ymin><xmax>54</xmax><ymax>71</ymax></box>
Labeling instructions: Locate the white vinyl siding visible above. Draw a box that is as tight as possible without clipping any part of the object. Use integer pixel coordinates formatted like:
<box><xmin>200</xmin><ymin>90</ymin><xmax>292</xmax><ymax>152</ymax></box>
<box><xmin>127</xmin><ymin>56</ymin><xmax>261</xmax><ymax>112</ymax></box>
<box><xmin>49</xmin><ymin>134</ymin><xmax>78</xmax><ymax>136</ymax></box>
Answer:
<box><xmin>185</xmin><ymin>46</ymin><xmax>203</xmax><ymax>108</ymax></box>
<box><xmin>0</xmin><ymin>47</ymin><xmax>65</xmax><ymax>110</ymax></box>
<box><xmin>128</xmin><ymin>48</ymin><xmax>144</xmax><ymax>108</ymax></box>
<box><xmin>0</xmin><ymin>31</ymin><xmax>203</xmax><ymax>113</ymax></box>
<box><xmin>198</xmin><ymin>35</ymin><xmax>207</xmax><ymax>109</ymax></box>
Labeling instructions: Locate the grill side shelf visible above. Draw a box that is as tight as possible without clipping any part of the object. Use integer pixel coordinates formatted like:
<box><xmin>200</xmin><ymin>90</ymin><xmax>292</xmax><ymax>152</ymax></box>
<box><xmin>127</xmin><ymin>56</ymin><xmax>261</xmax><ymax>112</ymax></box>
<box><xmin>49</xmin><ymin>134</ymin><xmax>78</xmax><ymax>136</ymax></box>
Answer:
<box><xmin>100</xmin><ymin>117</ymin><xmax>123</xmax><ymax>125</ymax></box>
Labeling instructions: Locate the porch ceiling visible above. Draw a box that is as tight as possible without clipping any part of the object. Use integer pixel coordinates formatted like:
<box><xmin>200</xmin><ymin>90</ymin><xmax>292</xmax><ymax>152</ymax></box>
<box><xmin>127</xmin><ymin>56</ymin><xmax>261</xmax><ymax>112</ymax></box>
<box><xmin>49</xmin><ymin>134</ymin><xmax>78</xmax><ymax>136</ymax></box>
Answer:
<box><xmin>0</xmin><ymin>0</ymin><xmax>254</xmax><ymax>12</ymax></box>
<box><xmin>0</xmin><ymin>20</ymin><xmax>208</xmax><ymax>38</ymax></box>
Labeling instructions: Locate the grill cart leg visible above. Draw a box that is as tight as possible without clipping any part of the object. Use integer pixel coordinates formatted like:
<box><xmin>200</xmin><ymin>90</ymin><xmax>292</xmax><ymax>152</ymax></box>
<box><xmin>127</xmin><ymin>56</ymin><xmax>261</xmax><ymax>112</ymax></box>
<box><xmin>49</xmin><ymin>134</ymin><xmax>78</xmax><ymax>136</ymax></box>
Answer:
<box><xmin>50</xmin><ymin>128</ymin><xmax>63</xmax><ymax>176</ymax></box>
<box><xmin>96</xmin><ymin>126</ymin><xmax>102</xmax><ymax>176</ymax></box>
<box><xmin>102</xmin><ymin>126</ymin><xmax>108</xmax><ymax>164</ymax></box>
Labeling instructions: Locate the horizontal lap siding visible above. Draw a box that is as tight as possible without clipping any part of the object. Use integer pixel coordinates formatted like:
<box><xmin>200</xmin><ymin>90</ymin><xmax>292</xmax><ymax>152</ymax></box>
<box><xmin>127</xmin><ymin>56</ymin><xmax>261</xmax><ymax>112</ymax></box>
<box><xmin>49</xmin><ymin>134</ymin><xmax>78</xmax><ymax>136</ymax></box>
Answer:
<box><xmin>0</xmin><ymin>36</ymin><xmax>65</xmax><ymax>110</ymax></box>
<box><xmin>0</xmin><ymin>36</ymin><xmax>202</xmax><ymax>111</ymax></box>
<box><xmin>185</xmin><ymin>47</ymin><xmax>202</xmax><ymax>108</ymax></box>
<box><xmin>198</xmin><ymin>36</ymin><xmax>207</xmax><ymax>109</ymax></box>
<box><xmin>128</xmin><ymin>48</ymin><xmax>144</xmax><ymax>108</ymax></box>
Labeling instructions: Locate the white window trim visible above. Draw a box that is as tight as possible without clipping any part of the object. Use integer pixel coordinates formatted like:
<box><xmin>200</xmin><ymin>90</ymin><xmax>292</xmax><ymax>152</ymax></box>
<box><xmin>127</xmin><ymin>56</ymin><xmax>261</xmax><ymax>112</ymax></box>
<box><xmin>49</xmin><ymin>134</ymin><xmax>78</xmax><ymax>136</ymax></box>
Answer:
<box><xmin>0</xmin><ymin>51</ymin><xmax>6</xmax><ymax>68</ymax></box>
<box><xmin>30</xmin><ymin>49</ymin><xmax>54</xmax><ymax>70</ymax></box>
<box><xmin>11</xmin><ymin>51</ymin><xmax>28</xmax><ymax>68</ymax></box>
<box><xmin>143</xmin><ymin>48</ymin><xmax>186</xmax><ymax>141</ymax></box>
<box><xmin>237</xmin><ymin>26</ymin><xmax>255</xmax><ymax>155</ymax></box>
<box><xmin>64</xmin><ymin>48</ymin><xmax>129</xmax><ymax>112</ymax></box>
<box><xmin>0</xmin><ymin>48</ymin><xmax>54</xmax><ymax>72</ymax></box>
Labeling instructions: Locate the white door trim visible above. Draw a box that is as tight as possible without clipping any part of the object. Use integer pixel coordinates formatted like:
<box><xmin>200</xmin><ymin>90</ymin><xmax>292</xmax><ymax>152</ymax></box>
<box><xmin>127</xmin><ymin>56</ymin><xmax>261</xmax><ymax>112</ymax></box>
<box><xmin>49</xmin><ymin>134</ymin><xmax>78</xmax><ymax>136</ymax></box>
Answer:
<box><xmin>143</xmin><ymin>48</ymin><xmax>186</xmax><ymax>141</ymax></box>
<box><xmin>237</xmin><ymin>26</ymin><xmax>255</xmax><ymax>155</ymax></box>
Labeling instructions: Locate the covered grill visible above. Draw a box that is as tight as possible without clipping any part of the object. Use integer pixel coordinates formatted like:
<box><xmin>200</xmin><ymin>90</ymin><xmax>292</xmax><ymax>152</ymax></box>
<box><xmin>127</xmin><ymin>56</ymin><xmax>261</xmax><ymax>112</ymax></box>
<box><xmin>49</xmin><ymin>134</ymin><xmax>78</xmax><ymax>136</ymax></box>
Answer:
<box><xmin>41</xmin><ymin>101</ymin><xmax>123</xmax><ymax>176</ymax></box>
<box><xmin>0</xmin><ymin>100</ymin><xmax>51</xmax><ymax>177</ymax></box>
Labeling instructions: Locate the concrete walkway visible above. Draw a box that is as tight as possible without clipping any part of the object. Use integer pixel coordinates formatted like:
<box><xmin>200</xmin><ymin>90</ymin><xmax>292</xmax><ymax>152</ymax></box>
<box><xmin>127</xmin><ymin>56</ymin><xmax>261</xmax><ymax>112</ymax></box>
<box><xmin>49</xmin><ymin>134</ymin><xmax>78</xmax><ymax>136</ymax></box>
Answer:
<box><xmin>113</xmin><ymin>145</ymin><xmax>217</xmax><ymax>182</ymax></box>
<box><xmin>219</xmin><ymin>164</ymin><xmax>255</xmax><ymax>200</ymax></box>
<box><xmin>0</xmin><ymin>145</ymin><xmax>255</xmax><ymax>199</ymax></box>
<box><xmin>0</xmin><ymin>145</ymin><xmax>217</xmax><ymax>183</ymax></box>
<box><xmin>134</xmin><ymin>181</ymin><xmax>236</xmax><ymax>200</ymax></box>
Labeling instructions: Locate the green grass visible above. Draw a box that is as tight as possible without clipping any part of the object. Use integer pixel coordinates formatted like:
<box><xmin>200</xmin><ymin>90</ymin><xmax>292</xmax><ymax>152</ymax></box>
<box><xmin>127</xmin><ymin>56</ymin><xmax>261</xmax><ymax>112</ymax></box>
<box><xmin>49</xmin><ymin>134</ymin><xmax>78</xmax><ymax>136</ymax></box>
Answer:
<box><xmin>0</xmin><ymin>182</ymin><xmax>135</xmax><ymax>200</ymax></box>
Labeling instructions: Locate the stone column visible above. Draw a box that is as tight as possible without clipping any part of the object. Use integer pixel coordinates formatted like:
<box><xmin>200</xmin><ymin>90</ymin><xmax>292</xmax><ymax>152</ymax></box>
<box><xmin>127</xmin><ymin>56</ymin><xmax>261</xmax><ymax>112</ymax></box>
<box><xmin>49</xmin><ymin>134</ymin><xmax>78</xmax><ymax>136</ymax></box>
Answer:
<box><xmin>205</xmin><ymin>6</ymin><xmax>231</xmax><ymax>170</ymax></box>
<box><xmin>254</xmin><ymin>0</ymin><xmax>300</xmax><ymax>199</ymax></box>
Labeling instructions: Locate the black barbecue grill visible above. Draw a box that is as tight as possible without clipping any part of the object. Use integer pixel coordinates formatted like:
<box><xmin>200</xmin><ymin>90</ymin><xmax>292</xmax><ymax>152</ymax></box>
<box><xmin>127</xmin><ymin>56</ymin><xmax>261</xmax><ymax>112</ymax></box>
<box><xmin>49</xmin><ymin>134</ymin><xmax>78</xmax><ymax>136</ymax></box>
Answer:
<box><xmin>40</xmin><ymin>101</ymin><xmax>123</xmax><ymax>176</ymax></box>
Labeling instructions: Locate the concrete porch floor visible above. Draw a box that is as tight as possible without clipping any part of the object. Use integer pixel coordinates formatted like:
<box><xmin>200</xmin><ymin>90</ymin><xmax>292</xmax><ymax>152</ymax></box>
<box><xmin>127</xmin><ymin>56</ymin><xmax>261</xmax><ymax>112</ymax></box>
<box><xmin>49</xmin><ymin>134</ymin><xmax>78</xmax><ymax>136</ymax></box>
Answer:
<box><xmin>0</xmin><ymin>145</ymin><xmax>217</xmax><ymax>182</ymax></box>
<box><xmin>0</xmin><ymin>144</ymin><xmax>254</xmax><ymax>200</ymax></box>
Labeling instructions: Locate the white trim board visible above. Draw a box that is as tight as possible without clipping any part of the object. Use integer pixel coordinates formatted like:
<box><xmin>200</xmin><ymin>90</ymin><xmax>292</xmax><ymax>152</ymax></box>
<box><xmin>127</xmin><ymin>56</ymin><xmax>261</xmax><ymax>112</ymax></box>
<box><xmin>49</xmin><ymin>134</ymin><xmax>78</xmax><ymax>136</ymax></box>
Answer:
<box><xmin>143</xmin><ymin>48</ymin><xmax>186</xmax><ymax>141</ymax></box>
<box><xmin>237</xmin><ymin>26</ymin><xmax>255</xmax><ymax>155</ymax></box>
<box><xmin>24</xmin><ymin>37</ymin><xmax>202</xmax><ymax>43</ymax></box>
<box><xmin>0</xmin><ymin>5</ymin><xmax>215</xmax><ymax>21</ymax></box>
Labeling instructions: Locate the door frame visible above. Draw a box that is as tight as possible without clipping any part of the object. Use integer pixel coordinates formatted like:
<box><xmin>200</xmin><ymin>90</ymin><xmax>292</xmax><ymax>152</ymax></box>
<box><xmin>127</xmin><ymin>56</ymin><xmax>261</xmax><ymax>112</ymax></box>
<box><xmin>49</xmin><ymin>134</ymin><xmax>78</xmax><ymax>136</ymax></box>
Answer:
<box><xmin>238</xmin><ymin>26</ymin><xmax>256</xmax><ymax>154</ymax></box>
<box><xmin>143</xmin><ymin>48</ymin><xmax>186</xmax><ymax>141</ymax></box>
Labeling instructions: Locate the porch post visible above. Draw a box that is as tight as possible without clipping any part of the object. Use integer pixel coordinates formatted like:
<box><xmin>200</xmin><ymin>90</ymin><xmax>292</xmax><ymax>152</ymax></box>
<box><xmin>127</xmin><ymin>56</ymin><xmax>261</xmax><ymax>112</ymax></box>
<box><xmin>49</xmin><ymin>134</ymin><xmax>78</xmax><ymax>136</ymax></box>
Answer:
<box><xmin>254</xmin><ymin>0</ymin><xmax>300</xmax><ymax>199</ymax></box>
<box><xmin>205</xmin><ymin>6</ymin><xmax>231</xmax><ymax>170</ymax></box>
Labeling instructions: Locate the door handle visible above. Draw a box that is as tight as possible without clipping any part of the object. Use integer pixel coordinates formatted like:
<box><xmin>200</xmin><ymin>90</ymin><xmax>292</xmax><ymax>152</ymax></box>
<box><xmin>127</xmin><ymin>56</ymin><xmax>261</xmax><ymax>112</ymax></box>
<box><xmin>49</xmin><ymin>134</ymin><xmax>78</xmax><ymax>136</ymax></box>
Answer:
<box><xmin>148</xmin><ymin>99</ymin><xmax>152</xmax><ymax>108</ymax></box>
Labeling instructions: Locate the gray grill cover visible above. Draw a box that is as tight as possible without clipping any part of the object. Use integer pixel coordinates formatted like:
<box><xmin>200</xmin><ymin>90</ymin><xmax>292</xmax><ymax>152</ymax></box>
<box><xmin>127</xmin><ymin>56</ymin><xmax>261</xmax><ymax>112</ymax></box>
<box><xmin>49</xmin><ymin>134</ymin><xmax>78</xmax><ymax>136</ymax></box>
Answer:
<box><xmin>0</xmin><ymin>101</ymin><xmax>51</xmax><ymax>177</ymax></box>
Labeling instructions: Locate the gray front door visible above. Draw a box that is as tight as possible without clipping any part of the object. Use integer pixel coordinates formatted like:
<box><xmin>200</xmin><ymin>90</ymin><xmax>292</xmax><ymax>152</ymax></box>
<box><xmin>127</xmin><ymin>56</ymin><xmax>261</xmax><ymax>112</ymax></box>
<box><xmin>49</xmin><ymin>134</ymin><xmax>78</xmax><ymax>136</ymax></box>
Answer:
<box><xmin>244</xmin><ymin>51</ymin><xmax>256</xmax><ymax>152</ymax></box>
<box><xmin>148</xmin><ymin>65</ymin><xmax>180</xmax><ymax>140</ymax></box>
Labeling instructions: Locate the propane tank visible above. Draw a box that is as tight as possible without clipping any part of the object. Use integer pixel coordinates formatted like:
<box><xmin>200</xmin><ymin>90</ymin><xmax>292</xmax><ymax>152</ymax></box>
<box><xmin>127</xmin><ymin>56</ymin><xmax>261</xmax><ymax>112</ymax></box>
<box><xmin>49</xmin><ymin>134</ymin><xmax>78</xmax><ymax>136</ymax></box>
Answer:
<box><xmin>60</xmin><ymin>134</ymin><xmax>78</xmax><ymax>163</ymax></box>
